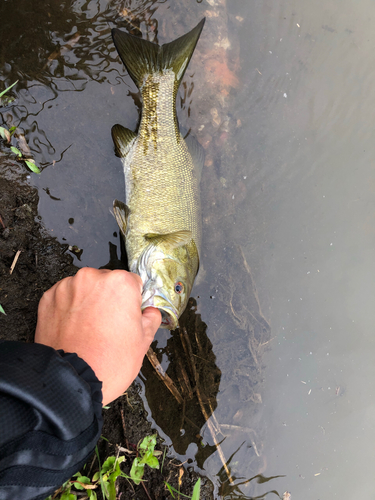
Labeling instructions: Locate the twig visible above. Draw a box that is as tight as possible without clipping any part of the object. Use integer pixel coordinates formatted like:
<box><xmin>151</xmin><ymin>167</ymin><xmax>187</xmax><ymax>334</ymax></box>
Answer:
<box><xmin>121</xmin><ymin>404</ymin><xmax>130</xmax><ymax>448</ymax></box>
<box><xmin>120</xmin><ymin>408</ymin><xmax>127</xmax><ymax>441</ymax></box>
<box><xmin>146</xmin><ymin>347</ymin><xmax>183</xmax><ymax>405</ymax></box>
<box><xmin>180</xmin><ymin>398</ymin><xmax>186</xmax><ymax>432</ymax></box>
<box><xmin>175</xmin><ymin>355</ymin><xmax>193</xmax><ymax>398</ymax></box>
<box><xmin>182</xmin><ymin>328</ymin><xmax>234</xmax><ymax>484</ymax></box>
<box><xmin>0</xmin><ymin>214</ymin><xmax>5</xmax><ymax>229</ymax></box>
<box><xmin>141</xmin><ymin>480</ymin><xmax>153</xmax><ymax>500</ymax></box>
<box><xmin>183</xmin><ymin>415</ymin><xmax>201</xmax><ymax>432</ymax></box>
<box><xmin>10</xmin><ymin>249</ymin><xmax>21</xmax><ymax>275</ymax></box>
<box><xmin>86</xmin><ymin>453</ymin><xmax>97</xmax><ymax>479</ymax></box>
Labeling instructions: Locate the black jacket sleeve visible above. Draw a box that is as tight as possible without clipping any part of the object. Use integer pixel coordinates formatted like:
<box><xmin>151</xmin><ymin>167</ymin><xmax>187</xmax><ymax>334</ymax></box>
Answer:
<box><xmin>0</xmin><ymin>341</ymin><xmax>103</xmax><ymax>500</ymax></box>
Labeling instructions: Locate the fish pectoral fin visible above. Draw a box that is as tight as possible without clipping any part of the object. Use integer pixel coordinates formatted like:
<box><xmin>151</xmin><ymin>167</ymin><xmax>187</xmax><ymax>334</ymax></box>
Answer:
<box><xmin>184</xmin><ymin>133</ymin><xmax>204</xmax><ymax>183</ymax></box>
<box><xmin>112</xmin><ymin>124</ymin><xmax>137</xmax><ymax>158</ymax></box>
<box><xmin>145</xmin><ymin>230</ymin><xmax>192</xmax><ymax>248</ymax></box>
<box><xmin>113</xmin><ymin>199</ymin><xmax>130</xmax><ymax>236</ymax></box>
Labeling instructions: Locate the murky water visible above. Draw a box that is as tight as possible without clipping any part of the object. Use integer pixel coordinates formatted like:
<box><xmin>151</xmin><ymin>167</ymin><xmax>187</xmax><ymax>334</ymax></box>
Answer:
<box><xmin>239</xmin><ymin>0</ymin><xmax>375</xmax><ymax>498</ymax></box>
<box><xmin>2</xmin><ymin>0</ymin><xmax>375</xmax><ymax>498</ymax></box>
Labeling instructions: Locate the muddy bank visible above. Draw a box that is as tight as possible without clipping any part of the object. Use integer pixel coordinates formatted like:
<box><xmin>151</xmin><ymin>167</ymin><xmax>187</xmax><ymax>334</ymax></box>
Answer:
<box><xmin>0</xmin><ymin>159</ymin><xmax>78</xmax><ymax>340</ymax></box>
<box><xmin>0</xmin><ymin>158</ymin><xmax>213</xmax><ymax>500</ymax></box>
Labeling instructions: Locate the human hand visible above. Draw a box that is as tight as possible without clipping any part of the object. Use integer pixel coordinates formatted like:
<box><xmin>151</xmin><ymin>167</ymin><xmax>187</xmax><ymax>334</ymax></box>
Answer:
<box><xmin>35</xmin><ymin>268</ymin><xmax>161</xmax><ymax>406</ymax></box>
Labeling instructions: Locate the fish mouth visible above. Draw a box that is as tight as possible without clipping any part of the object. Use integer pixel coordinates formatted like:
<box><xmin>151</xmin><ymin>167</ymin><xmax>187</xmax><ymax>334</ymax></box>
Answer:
<box><xmin>142</xmin><ymin>293</ymin><xmax>179</xmax><ymax>330</ymax></box>
<box><xmin>159</xmin><ymin>307</ymin><xmax>179</xmax><ymax>330</ymax></box>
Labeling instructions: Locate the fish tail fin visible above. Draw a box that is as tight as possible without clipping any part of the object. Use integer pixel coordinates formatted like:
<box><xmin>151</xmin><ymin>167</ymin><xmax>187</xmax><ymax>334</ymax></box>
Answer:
<box><xmin>112</xmin><ymin>18</ymin><xmax>205</xmax><ymax>90</ymax></box>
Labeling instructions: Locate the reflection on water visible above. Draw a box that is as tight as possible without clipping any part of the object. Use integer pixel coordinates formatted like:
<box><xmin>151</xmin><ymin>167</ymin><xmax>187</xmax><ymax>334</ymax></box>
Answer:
<box><xmin>141</xmin><ymin>298</ymin><xmax>221</xmax><ymax>462</ymax></box>
<box><xmin>3</xmin><ymin>0</ymin><xmax>375</xmax><ymax>498</ymax></box>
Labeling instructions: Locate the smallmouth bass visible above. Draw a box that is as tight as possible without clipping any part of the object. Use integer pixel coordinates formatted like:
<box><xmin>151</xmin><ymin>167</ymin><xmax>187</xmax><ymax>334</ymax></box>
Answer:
<box><xmin>111</xmin><ymin>19</ymin><xmax>205</xmax><ymax>329</ymax></box>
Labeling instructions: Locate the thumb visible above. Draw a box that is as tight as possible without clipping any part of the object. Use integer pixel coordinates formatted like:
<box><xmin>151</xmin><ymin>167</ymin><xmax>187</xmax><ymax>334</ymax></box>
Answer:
<box><xmin>141</xmin><ymin>307</ymin><xmax>161</xmax><ymax>341</ymax></box>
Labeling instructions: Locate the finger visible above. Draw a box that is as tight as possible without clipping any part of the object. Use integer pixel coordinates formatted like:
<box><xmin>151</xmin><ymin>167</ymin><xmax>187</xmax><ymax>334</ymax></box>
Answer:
<box><xmin>129</xmin><ymin>272</ymin><xmax>143</xmax><ymax>294</ymax></box>
<box><xmin>141</xmin><ymin>307</ymin><xmax>161</xmax><ymax>340</ymax></box>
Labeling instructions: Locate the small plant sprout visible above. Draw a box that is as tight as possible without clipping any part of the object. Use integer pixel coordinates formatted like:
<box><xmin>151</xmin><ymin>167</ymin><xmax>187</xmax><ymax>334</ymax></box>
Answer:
<box><xmin>130</xmin><ymin>434</ymin><xmax>162</xmax><ymax>485</ymax></box>
<box><xmin>24</xmin><ymin>158</ymin><xmax>41</xmax><ymax>174</ymax></box>
<box><xmin>0</xmin><ymin>127</ymin><xmax>10</xmax><ymax>142</ymax></box>
<box><xmin>0</xmin><ymin>80</ymin><xmax>18</xmax><ymax>99</ymax></box>
<box><xmin>0</xmin><ymin>304</ymin><xmax>6</xmax><ymax>315</ymax></box>
<box><xmin>92</xmin><ymin>451</ymin><xmax>128</xmax><ymax>500</ymax></box>
<box><xmin>44</xmin><ymin>436</ymin><xmax>201</xmax><ymax>500</ymax></box>
<box><xmin>0</xmin><ymin>81</ymin><xmax>41</xmax><ymax>173</ymax></box>
<box><xmin>10</xmin><ymin>146</ymin><xmax>22</xmax><ymax>157</ymax></box>
<box><xmin>0</xmin><ymin>80</ymin><xmax>18</xmax><ymax>106</ymax></box>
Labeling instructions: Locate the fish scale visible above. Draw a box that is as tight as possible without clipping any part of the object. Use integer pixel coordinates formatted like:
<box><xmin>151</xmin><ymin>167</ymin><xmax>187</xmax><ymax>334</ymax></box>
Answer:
<box><xmin>128</xmin><ymin>83</ymin><xmax>201</xmax><ymax>244</ymax></box>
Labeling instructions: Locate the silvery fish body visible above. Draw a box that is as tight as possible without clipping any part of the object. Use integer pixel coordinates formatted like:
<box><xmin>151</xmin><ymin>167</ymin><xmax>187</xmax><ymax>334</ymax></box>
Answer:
<box><xmin>111</xmin><ymin>19</ymin><xmax>205</xmax><ymax>329</ymax></box>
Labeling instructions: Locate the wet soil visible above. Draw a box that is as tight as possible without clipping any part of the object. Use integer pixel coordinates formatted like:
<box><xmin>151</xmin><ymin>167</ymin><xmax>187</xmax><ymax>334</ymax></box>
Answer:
<box><xmin>0</xmin><ymin>157</ymin><xmax>213</xmax><ymax>500</ymax></box>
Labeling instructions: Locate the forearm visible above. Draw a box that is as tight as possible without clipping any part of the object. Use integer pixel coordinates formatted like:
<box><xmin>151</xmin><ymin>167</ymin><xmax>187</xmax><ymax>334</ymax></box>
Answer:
<box><xmin>0</xmin><ymin>341</ymin><xmax>103</xmax><ymax>500</ymax></box>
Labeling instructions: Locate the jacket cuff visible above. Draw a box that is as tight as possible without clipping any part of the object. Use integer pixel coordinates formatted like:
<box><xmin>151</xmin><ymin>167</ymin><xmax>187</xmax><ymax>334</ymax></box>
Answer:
<box><xmin>58</xmin><ymin>350</ymin><xmax>103</xmax><ymax>423</ymax></box>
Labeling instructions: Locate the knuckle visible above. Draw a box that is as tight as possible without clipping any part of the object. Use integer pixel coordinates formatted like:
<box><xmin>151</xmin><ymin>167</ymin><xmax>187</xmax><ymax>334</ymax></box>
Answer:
<box><xmin>75</xmin><ymin>267</ymin><xmax>96</xmax><ymax>279</ymax></box>
<box><xmin>108</xmin><ymin>269</ymin><xmax>130</xmax><ymax>286</ymax></box>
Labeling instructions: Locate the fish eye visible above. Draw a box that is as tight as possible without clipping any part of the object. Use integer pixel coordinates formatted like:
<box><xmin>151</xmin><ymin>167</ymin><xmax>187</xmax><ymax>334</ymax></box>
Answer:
<box><xmin>174</xmin><ymin>281</ymin><xmax>184</xmax><ymax>294</ymax></box>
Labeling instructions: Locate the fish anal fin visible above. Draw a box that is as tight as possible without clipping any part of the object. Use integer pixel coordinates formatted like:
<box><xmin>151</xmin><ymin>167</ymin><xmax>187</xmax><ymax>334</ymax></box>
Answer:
<box><xmin>113</xmin><ymin>199</ymin><xmax>130</xmax><ymax>236</ymax></box>
<box><xmin>145</xmin><ymin>230</ymin><xmax>192</xmax><ymax>248</ymax></box>
<box><xmin>112</xmin><ymin>124</ymin><xmax>137</xmax><ymax>158</ymax></box>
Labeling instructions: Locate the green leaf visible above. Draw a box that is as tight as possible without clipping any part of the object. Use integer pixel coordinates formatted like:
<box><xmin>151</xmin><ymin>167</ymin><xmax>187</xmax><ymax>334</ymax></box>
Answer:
<box><xmin>95</xmin><ymin>446</ymin><xmax>109</xmax><ymax>500</ymax></box>
<box><xmin>101</xmin><ymin>456</ymin><xmax>116</xmax><ymax>475</ymax></box>
<box><xmin>163</xmin><ymin>483</ymin><xmax>192</xmax><ymax>499</ymax></box>
<box><xmin>88</xmin><ymin>490</ymin><xmax>97</xmax><ymax>499</ymax></box>
<box><xmin>0</xmin><ymin>126</ymin><xmax>10</xmax><ymax>142</ymax></box>
<box><xmin>191</xmin><ymin>478</ymin><xmax>201</xmax><ymax>500</ymax></box>
<box><xmin>139</xmin><ymin>434</ymin><xmax>157</xmax><ymax>453</ymax></box>
<box><xmin>0</xmin><ymin>80</ymin><xmax>18</xmax><ymax>98</ymax></box>
<box><xmin>72</xmin><ymin>476</ymin><xmax>91</xmax><ymax>490</ymax></box>
<box><xmin>106</xmin><ymin>479</ymin><xmax>117</xmax><ymax>500</ymax></box>
<box><xmin>165</xmin><ymin>482</ymin><xmax>176</xmax><ymax>498</ymax></box>
<box><xmin>130</xmin><ymin>457</ymin><xmax>145</xmax><ymax>485</ymax></box>
<box><xmin>140</xmin><ymin>452</ymin><xmax>159</xmax><ymax>469</ymax></box>
<box><xmin>60</xmin><ymin>493</ymin><xmax>76</xmax><ymax>500</ymax></box>
<box><xmin>148</xmin><ymin>454</ymin><xmax>160</xmax><ymax>469</ymax></box>
<box><xmin>99</xmin><ymin>478</ymin><xmax>109</xmax><ymax>499</ymax></box>
<box><xmin>0</xmin><ymin>304</ymin><xmax>6</xmax><ymax>315</ymax></box>
<box><xmin>161</xmin><ymin>447</ymin><xmax>167</xmax><ymax>473</ymax></box>
<box><xmin>24</xmin><ymin>159</ymin><xmax>41</xmax><ymax>174</ymax></box>
<box><xmin>8</xmin><ymin>126</ymin><xmax>16</xmax><ymax>135</ymax></box>
<box><xmin>10</xmin><ymin>146</ymin><xmax>22</xmax><ymax>157</ymax></box>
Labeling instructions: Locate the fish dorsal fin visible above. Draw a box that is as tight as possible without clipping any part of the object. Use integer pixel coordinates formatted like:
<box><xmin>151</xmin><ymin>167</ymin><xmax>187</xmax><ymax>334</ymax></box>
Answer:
<box><xmin>112</xmin><ymin>18</ymin><xmax>205</xmax><ymax>89</ymax></box>
<box><xmin>112</xmin><ymin>124</ymin><xmax>137</xmax><ymax>158</ymax></box>
<box><xmin>113</xmin><ymin>199</ymin><xmax>130</xmax><ymax>236</ymax></box>
<box><xmin>184</xmin><ymin>133</ymin><xmax>204</xmax><ymax>183</ymax></box>
<box><xmin>145</xmin><ymin>230</ymin><xmax>192</xmax><ymax>248</ymax></box>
